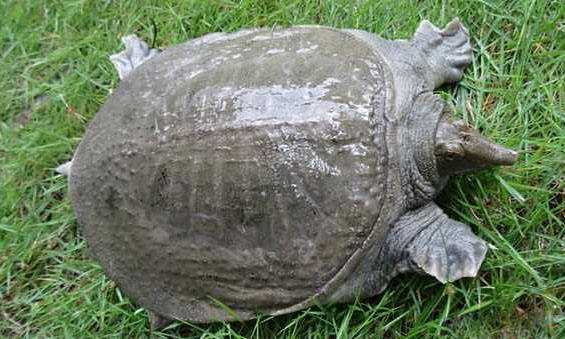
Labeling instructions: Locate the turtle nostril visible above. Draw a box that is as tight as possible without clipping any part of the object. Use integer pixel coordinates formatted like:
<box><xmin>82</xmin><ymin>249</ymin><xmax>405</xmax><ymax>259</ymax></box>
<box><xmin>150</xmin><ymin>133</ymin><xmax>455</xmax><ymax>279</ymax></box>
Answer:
<box><xmin>490</xmin><ymin>145</ymin><xmax>518</xmax><ymax>165</ymax></box>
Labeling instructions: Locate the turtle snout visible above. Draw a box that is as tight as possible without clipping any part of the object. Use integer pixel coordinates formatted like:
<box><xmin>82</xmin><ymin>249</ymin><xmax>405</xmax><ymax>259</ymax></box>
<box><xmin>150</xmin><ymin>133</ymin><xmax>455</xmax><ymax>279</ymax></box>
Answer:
<box><xmin>435</xmin><ymin>118</ymin><xmax>517</xmax><ymax>176</ymax></box>
<box><xmin>459</xmin><ymin>129</ymin><xmax>518</xmax><ymax>167</ymax></box>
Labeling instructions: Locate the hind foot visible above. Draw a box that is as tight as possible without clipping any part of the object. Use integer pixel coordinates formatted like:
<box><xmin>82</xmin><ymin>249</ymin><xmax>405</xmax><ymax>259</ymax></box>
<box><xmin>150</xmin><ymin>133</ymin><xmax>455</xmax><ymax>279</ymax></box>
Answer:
<box><xmin>411</xmin><ymin>18</ymin><xmax>472</xmax><ymax>88</ymax></box>
<box><xmin>109</xmin><ymin>35</ymin><xmax>160</xmax><ymax>80</ymax></box>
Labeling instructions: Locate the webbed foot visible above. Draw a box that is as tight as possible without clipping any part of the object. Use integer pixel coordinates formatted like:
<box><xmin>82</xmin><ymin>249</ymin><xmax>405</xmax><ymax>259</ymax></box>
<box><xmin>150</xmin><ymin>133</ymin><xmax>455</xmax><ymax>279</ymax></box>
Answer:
<box><xmin>55</xmin><ymin>160</ymin><xmax>73</xmax><ymax>176</ymax></box>
<box><xmin>411</xmin><ymin>18</ymin><xmax>472</xmax><ymax>88</ymax></box>
<box><xmin>388</xmin><ymin>203</ymin><xmax>487</xmax><ymax>283</ymax></box>
<box><xmin>109</xmin><ymin>35</ymin><xmax>160</xmax><ymax>80</ymax></box>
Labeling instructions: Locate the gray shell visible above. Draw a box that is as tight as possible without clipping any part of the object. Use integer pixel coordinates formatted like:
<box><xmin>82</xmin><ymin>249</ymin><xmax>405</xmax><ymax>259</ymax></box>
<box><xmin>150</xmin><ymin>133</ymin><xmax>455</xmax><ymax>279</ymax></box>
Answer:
<box><xmin>70</xmin><ymin>27</ymin><xmax>400</xmax><ymax>322</ymax></box>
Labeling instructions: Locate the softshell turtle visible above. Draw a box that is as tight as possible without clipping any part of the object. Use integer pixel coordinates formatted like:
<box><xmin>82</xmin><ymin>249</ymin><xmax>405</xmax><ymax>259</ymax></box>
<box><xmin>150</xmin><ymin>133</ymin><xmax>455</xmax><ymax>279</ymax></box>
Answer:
<box><xmin>58</xmin><ymin>19</ymin><xmax>518</xmax><ymax>326</ymax></box>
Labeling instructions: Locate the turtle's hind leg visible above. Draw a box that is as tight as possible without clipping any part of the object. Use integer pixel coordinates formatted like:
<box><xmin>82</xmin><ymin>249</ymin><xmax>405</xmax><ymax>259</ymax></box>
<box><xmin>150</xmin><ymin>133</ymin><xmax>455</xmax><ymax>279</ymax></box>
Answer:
<box><xmin>411</xmin><ymin>18</ymin><xmax>472</xmax><ymax>88</ymax></box>
<box><xmin>55</xmin><ymin>36</ymin><xmax>158</xmax><ymax>177</ymax></box>
<box><xmin>109</xmin><ymin>35</ymin><xmax>160</xmax><ymax>80</ymax></box>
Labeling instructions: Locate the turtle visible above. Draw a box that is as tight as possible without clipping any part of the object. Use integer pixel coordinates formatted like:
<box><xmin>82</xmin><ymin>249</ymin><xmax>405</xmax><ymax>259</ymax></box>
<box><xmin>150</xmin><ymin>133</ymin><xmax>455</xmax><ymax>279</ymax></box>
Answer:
<box><xmin>57</xmin><ymin>18</ymin><xmax>518</xmax><ymax>327</ymax></box>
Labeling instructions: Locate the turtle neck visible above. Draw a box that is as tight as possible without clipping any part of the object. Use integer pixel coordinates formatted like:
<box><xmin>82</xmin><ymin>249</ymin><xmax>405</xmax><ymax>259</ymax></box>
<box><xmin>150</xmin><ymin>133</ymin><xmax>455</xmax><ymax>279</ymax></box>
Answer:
<box><xmin>399</xmin><ymin>92</ymin><xmax>448</xmax><ymax>208</ymax></box>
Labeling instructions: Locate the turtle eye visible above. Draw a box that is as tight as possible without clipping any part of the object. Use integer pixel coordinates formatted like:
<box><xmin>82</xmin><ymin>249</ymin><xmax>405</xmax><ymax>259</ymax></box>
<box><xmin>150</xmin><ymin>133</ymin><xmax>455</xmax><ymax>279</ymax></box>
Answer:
<box><xmin>460</xmin><ymin>134</ymin><xmax>472</xmax><ymax>146</ymax></box>
<box><xmin>437</xmin><ymin>141</ymin><xmax>463</xmax><ymax>157</ymax></box>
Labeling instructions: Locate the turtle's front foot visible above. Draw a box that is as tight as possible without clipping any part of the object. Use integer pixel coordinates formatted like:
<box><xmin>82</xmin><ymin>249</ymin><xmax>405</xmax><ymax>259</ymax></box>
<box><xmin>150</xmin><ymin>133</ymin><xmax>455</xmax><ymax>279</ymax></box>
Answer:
<box><xmin>411</xmin><ymin>18</ymin><xmax>472</xmax><ymax>88</ymax></box>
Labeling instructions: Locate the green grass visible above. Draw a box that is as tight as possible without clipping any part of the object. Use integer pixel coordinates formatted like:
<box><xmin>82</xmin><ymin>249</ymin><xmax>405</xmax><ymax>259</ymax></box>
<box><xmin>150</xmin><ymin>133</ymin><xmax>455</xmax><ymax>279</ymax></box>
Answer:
<box><xmin>0</xmin><ymin>0</ymin><xmax>563</xmax><ymax>337</ymax></box>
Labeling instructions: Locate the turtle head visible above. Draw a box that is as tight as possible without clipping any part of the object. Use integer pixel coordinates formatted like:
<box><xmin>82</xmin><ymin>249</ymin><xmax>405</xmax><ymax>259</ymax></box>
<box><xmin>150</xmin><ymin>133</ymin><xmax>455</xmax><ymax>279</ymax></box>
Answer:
<box><xmin>434</xmin><ymin>114</ymin><xmax>518</xmax><ymax>177</ymax></box>
<box><xmin>403</xmin><ymin>93</ymin><xmax>517</xmax><ymax>205</ymax></box>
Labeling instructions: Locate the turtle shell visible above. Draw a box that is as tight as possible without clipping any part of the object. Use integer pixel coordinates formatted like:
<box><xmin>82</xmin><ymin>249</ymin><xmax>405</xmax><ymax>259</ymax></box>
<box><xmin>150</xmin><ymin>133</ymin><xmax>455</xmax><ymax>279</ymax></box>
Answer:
<box><xmin>70</xmin><ymin>26</ymin><xmax>393</xmax><ymax>321</ymax></box>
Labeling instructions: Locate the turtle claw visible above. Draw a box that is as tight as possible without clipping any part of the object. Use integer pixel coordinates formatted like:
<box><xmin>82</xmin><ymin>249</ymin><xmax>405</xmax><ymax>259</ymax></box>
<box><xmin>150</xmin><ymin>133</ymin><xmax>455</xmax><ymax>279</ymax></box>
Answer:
<box><xmin>412</xmin><ymin>18</ymin><xmax>472</xmax><ymax>87</ymax></box>
<box><xmin>109</xmin><ymin>35</ymin><xmax>160</xmax><ymax>80</ymax></box>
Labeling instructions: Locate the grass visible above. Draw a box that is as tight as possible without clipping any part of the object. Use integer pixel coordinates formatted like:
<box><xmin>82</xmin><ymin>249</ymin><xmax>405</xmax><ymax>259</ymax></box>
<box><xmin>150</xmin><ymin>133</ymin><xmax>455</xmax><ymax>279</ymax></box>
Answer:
<box><xmin>0</xmin><ymin>0</ymin><xmax>563</xmax><ymax>337</ymax></box>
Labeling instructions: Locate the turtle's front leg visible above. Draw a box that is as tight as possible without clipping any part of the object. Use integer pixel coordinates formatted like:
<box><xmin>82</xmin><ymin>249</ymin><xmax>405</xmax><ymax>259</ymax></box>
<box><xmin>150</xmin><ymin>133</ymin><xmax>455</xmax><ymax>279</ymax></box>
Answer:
<box><xmin>411</xmin><ymin>18</ymin><xmax>472</xmax><ymax>88</ymax></box>
<box><xmin>385</xmin><ymin>203</ymin><xmax>488</xmax><ymax>283</ymax></box>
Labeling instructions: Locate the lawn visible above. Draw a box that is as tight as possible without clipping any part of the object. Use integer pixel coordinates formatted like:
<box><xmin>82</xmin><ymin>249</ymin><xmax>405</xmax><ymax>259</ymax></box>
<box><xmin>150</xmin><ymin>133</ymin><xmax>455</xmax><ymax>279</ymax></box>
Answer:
<box><xmin>0</xmin><ymin>0</ymin><xmax>563</xmax><ymax>337</ymax></box>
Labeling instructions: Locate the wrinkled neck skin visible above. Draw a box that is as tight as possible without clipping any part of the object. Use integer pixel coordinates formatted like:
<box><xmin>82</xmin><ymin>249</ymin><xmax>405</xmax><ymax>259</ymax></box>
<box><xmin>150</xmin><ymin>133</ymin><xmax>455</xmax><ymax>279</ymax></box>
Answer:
<box><xmin>397</xmin><ymin>93</ymin><xmax>448</xmax><ymax>210</ymax></box>
<box><xmin>395</xmin><ymin>93</ymin><xmax>519</xmax><ymax>211</ymax></box>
